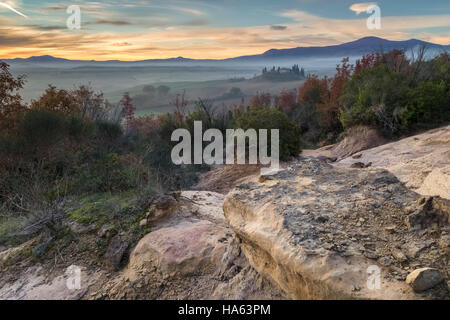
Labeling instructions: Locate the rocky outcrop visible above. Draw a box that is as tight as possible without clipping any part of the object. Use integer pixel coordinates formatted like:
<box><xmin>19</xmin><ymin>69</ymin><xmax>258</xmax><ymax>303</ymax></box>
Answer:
<box><xmin>331</xmin><ymin>126</ymin><xmax>387</xmax><ymax>160</ymax></box>
<box><xmin>335</xmin><ymin>125</ymin><xmax>450</xmax><ymax>200</ymax></box>
<box><xmin>2</xmin><ymin>126</ymin><xmax>448</xmax><ymax>300</ymax></box>
<box><xmin>223</xmin><ymin>160</ymin><xmax>449</xmax><ymax>299</ymax></box>
<box><xmin>0</xmin><ymin>191</ymin><xmax>282</xmax><ymax>300</ymax></box>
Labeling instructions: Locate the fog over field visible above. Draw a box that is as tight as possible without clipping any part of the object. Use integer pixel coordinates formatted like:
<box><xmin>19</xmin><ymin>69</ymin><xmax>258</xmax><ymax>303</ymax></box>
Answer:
<box><xmin>7</xmin><ymin>37</ymin><xmax>448</xmax><ymax>116</ymax></box>
<box><xmin>7</xmin><ymin>57</ymin><xmax>348</xmax><ymax>116</ymax></box>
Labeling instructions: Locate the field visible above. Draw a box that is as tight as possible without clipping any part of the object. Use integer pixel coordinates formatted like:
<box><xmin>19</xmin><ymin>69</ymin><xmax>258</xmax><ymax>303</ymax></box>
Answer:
<box><xmin>9</xmin><ymin>63</ymin><xmax>311</xmax><ymax>116</ymax></box>
<box><xmin>110</xmin><ymin>78</ymin><xmax>306</xmax><ymax>116</ymax></box>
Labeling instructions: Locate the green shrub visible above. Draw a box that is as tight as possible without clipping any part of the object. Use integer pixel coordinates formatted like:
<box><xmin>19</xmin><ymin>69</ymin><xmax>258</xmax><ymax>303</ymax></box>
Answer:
<box><xmin>339</xmin><ymin>65</ymin><xmax>409</xmax><ymax>135</ymax></box>
<box><xmin>401</xmin><ymin>80</ymin><xmax>450</xmax><ymax>127</ymax></box>
<box><xmin>234</xmin><ymin>107</ymin><xmax>301</xmax><ymax>160</ymax></box>
<box><xmin>20</xmin><ymin>110</ymin><xmax>66</xmax><ymax>146</ymax></box>
<box><xmin>95</xmin><ymin>120</ymin><xmax>123</xmax><ymax>140</ymax></box>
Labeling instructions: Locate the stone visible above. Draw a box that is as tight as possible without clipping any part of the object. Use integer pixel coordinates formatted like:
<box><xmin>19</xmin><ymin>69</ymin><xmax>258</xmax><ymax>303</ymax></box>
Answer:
<box><xmin>391</xmin><ymin>248</ymin><xmax>408</xmax><ymax>262</ymax></box>
<box><xmin>378</xmin><ymin>256</ymin><xmax>393</xmax><ymax>267</ymax></box>
<box><xmin>112</xmin><ymin>191</ymin><xmax>282</xmax><ymax>300</ymax></box>
<box><xmin>406</xmin><ymin>268</ymin><xmax>444</xmax><ymax>292</ymax></box>
<box><xmin>404</xmin><ymin>241</ymin><xmax>434</xmax><ymax>259</ymax></box>
<box><xmin>105</xmin><ymin>235</ymin><xmax>129</xmax><ymax>269</ymax></box>
<box><xmin>351</xmin><ymin>162</ymin><xmax>366</xmax><ymax>168</ymax></box>
<box><xmin>139</xmin><ymin>219</ymin><xmax>147</xmax><ymax>228</ymax></box>
<box><xmin>146</xmin><ymin>194</ymin><xmax>178</xmax><ymax>222</ymax></box>
<box><xmin>128</xmin><ymin>220</ymin><xmax>230</xmax><ymax>279</ymax></box>
<box><xmin>98</xmin><ymin>225</ymin><xmax>114</xmax><ymax>238</ymax></box>
<box><xmin>439</xmin><ymin>234</ymin><xmax>450</xmax><ymax>249</ymax></box>
<box><xmin>385</xmin><ymin>225</ymin><xmax>396</xmax><ymax>233</ymax></box>
<box><xmin>405</xmin><ymin>197</ymin><xmax>449</xmax><ymax>230</ymax></box>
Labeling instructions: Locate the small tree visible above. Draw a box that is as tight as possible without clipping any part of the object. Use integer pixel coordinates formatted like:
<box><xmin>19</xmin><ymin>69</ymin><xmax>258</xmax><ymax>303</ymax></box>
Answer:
<box><xmin>31</xmin><ymin>85</ymin><xmax>80</xmax><ymax>116</ymax></box>
<box><xmin>173</xmin><ymin>91</ymin><xmax>188</xmax><ymax>127</ymax></box>
<box><xmin>120</xmin><ymin>93</ymin><xmax>136</xmax><ymax>130</ymax></box>
<box><xmin>274</xmin><ymin>90</ymin><xmax>297</xmax><ymax>113</ymax></box>
<box><xmin>250</xmin><ymin>92</ymin><xmax>271</xmax><ymax>108</ymax></box>
<box><xmin>234</xmin><ymin>107</ymin><xmax>301</xmax><ymax>160</ymax></box>
<box><xmin>0</xmin><ymin>62</ymin><xmax>27</xmax><ymax>136</ymax></box>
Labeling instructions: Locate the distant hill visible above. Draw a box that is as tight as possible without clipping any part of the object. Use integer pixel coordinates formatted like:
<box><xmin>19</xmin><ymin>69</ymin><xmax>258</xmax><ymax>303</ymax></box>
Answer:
<box><xmin>228</xmin><ymin>37</ymin><xmax>449</xmax><ymax>62</ymax></box>
<box><xmin>3</xmin><ymin>37</ymin><xmax>449</xmax><ymax>66</ymax></box>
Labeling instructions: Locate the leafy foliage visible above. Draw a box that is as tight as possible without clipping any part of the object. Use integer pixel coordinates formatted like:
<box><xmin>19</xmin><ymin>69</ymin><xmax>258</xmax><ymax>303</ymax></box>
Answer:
<box><xmin>234</xmin><ymin>107</ymin><xmax>301</xmax><ymax>160</ymax></box>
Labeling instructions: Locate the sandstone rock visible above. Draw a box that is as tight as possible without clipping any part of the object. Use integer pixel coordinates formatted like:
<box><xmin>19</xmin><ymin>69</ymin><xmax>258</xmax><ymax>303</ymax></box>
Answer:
<box><xmin>105</xmin><ymin>235</ymin><xmax>129</xmax><ymax>269</ymax></box>
<box><xmin>406</xmin><ymin>268</ymin><xmax>444</xmax><ymax>292</ymax></box>
<box><xmin>391</xmin><ymin>248</ymin><xmax>407</xmax><ymax>263</ymax></box>
<box><xmin>103</xmin><ymin>190</ymin><xmax>283</xmax><ymax>300</ymax></box>
<box><xmin>0</xmin><ymin>265</ymin><xmax>106</xmax><ymax>300</ymax></box>
<box><xmin>331</xmin><ymin>125</ymin><xmax>387</xmax><ymax>160</ymax></box>
<box><xmin>180</xmin><ymin>191</ymin><xmax>226</xmax><ymax>225</ymax></box>
<box><xmin>404</xmin><ymin>241</ymin><xmax>435</xmax><ymax>259</ymax></box>
<box><xmin>405</xmin><ymin>197</ymin><xmax>449</xmax><ymax>230</ymax></box>
<box><xmin>128</xmin><ymin>220</ymin><xmax>230</xmax><ymax>279</ymax></box>
<box><xmin>224</xmin><ymin>160</ymin><xmax>448</xmax><ymax>299</ymax></box>
<box><xmin>335</xmin><ymin>125</ymin><xmax>450</xmax><ymax>200</ymax></box>
<box><xmin>146</xmin><ymin>194</ymin><xmax>178</xmax><ymax>222</ymax></box>
<box><xmin>0</xmin><ymin>237</ymin><xmax>39</xmax><ymax>267</ymax></box>
<box><xmin>417</xmin><ymin>166</ymin><xmax>450</xmax><ymax>199</ymax></box>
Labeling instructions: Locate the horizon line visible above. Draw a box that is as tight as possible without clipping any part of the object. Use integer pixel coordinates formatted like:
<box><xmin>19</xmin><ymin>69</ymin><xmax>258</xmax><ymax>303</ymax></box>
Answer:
<box><xmin>2</xmin><ymin>36</ymin><xmax>447</xmax><ymax>62</ymax></box>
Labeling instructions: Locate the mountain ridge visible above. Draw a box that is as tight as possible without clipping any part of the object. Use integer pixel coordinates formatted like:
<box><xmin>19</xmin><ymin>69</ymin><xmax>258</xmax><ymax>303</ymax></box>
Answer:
<box><xmin>3</xmin><ymin>37</ymin><xmax>449</xmax><ymax>65</ymax></box>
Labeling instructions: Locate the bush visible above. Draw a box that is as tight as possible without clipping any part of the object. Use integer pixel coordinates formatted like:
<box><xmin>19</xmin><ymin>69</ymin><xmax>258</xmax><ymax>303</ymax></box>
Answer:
<box><xmin>234</xmin><ymin>107</ymin><xmax>301</xmax><ymax>160</ymax></box>
<box><xmin>401</xmin><ymin>80</ymin><xmax>450</xmax><ymax>127</ymax></box>
<box><xmin>339</xmin><ymin>65</ymin><xmax>409</xmax><ymax>135</ymax></box>
<box><xmin>20</xmin><ymin>110</ymin><xmax>67</xmax><ymax>146</ymax></box>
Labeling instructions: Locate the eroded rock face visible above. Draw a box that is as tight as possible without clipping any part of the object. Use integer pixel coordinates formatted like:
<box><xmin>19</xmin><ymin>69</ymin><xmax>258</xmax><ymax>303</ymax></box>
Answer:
<box><xmin>336</xmin><ymin>125</ymin><xmax>450</xmax><ymax>200</ymax></box>
<box><xmin>128</xmin><ymin>220</ymin><xmax>231</xmax><ymax>279</ymax></box>
<box><xmin>98</xmin><ymin>191</ymin><xmax>282</xmax><ymax>300</ymax></box>
<box><xmin>224</xmin><ymin>160</ymin><xmax>449</xmax><ymax>299</ymax></box>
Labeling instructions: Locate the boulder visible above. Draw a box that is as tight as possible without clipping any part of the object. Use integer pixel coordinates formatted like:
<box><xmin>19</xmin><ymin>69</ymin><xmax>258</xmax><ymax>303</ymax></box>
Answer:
<box><xmin>101</xmin><ymin>191</ymin><xmax>282</xmax><ymax>300</ymax></box>
<box><xmin>105</xmin><ymin>235</ymin><xmax>129</xmax><ymax>269</ymax></box>
<box><xmin>146</xmin><ymin>195</ymin><xmax>178</xmax><ymax>222</ymax></box>
<box><xmin>128</xmin><ymin>220</ymin><xmax>230</xmax><ymax>279</ymax></box>
<box><xmin>406</xmin><ymin>268</ymin><xmax>444</xmax><ymax>292</ymax></box>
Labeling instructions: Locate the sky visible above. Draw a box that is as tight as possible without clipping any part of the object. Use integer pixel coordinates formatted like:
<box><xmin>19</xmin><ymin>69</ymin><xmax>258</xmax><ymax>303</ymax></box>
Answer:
<box><xmin>0</xmin><ymin>0</ymin><xmax>449</xmax><ymax>60</ymax></box>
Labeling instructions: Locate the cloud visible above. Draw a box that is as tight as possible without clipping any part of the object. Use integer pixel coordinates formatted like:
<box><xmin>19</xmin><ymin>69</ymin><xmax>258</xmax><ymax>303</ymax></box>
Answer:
<box><xmin>113</xmin><ymin>42</ymin><xmax>132</xmax><ymax>47</ymax></box>
<box><xmin>270</xmin><ymin>25</ymin><xmax>287</xmax><ymax>31</ymax></box>
<box><xmin>1</xmin><ymin>5</ymin><xmax>449</xmax><ymax>61</ymax></box>
<box><xmin>89</xmin><ymin>20</ymin><xmax>133</xmax><ymax>26</ymax></box>
<box><xmin>172</xmin><ymin>6</ymin><xmax>206</xmax><ymax>16</ymax></box>
<box><xmin>349</xmin><ymin>2</ymin><xmax>378</xmax><ymax>15</ymax></box>
<box><xmin>24</xmin><ymin>24</ymin><xmax>66</xmax><ymax>31</ymax></box>
<box><xmin>181</xmin><ymin>17</ymin><xmax>209</xmax><ymax>26</ymax></box>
